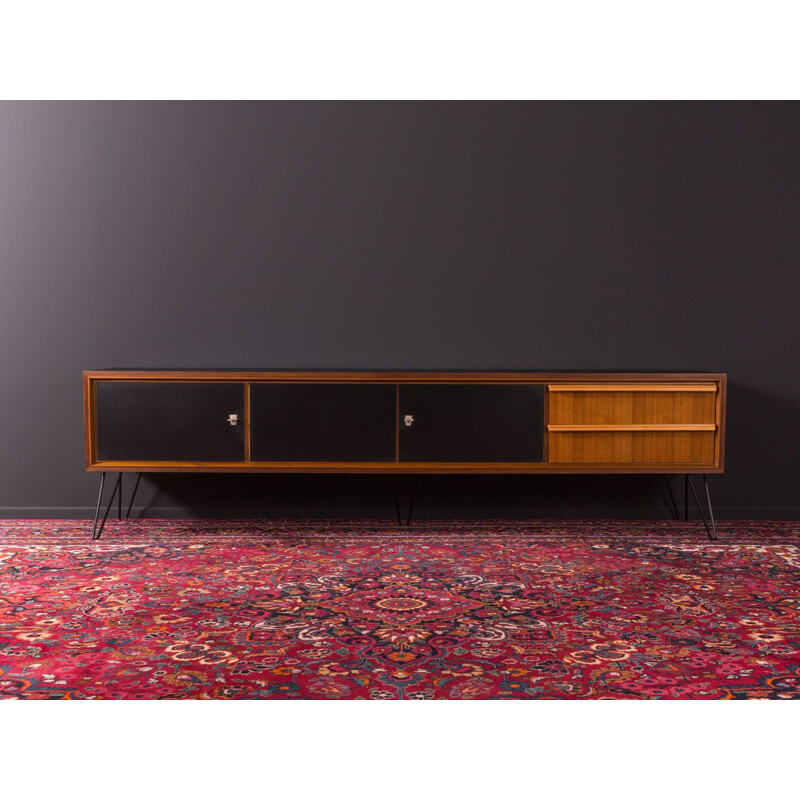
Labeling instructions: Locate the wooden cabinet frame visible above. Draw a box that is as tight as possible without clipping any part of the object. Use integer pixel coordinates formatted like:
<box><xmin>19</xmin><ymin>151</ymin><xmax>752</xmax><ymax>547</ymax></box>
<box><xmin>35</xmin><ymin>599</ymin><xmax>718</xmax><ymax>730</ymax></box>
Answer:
<box><xmin>84</xmin><ymin>371</ymin><xmax>726</xmax><ymax>474</ymax></box>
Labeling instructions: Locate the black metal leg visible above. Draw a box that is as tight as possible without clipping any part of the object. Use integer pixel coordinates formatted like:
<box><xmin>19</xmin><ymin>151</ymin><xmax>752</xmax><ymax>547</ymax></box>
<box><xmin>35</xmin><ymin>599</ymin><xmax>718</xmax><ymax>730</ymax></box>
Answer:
<box><xmin>93</xmin><ymin>472</ymin><xmax>122</xmax><ymax>540</ymax></box>
<box><xmin>683</xmin><ymin>473</ymin><xmax>689</xmax><ymax>521</ymax></box>
<box><xmin>663</xmin><ymin>475</ymin><xmax>680</xmax><ymax>521</ymax></box>
<box><xmin>405</xmin><ymin>475</ymin><xmax>420</xmax><ymax>527</ymax></box>
<box><xmin>125</xmin><ymin>473</ymin><xmax>142</xmax><ymax>519</ymax></box>
<box><xmin>392</xmin><ymin>476</ymin><xmax>403</xmax><ymax>526</ymax></box>
<box><xmin>687</xmin><ymin>474</ymin><xmax>718</xmax><ymax>541</ymax></box>
<box><xmin>118</xmin><ymin>473</ymin><xmax>122</xmax><ymax>520</ymax></box>
<box><xmin>91</xmin><ymin>472</ymin><xmax>106</xmax><ymax>538</ymax></box>
<box><xmin>392</xmin><ymin>475</ymin><xmax>420</xmax><ymax>526</ymax></box>
<box><xmin>703</xmin><ymin>474</ymin><xmax>718</xmax><ymax>541</ymax></box>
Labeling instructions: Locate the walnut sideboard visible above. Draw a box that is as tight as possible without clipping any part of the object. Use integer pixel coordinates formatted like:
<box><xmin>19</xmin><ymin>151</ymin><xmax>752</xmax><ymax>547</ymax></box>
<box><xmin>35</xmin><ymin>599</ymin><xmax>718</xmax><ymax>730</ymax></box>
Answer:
<box><xmin>83</xmin><ymin>370</ymin><xmax>726</xmax><ymax>539</ymax></box>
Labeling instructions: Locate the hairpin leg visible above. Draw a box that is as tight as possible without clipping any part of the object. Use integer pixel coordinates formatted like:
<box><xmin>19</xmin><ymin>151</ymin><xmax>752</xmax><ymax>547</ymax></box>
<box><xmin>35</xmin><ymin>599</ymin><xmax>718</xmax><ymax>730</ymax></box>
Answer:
<box><xmin>702</xmin><ymin>474</ymin><xmax>718</xmax><ymax>541</ymax></box>
<box><xmin>392</xmin><ymin>475</ymin><xmax>420</xmax><ymax>526</ymax></box>
<box><xmin>392</xmin><ymin>476</ymin><xmax>403</xmax><ymax>526</ymax></box>
<box><xmin>663</xmin><ymin>475</ymin><xmax>680</xmax><ymax>521</ymax></box>
<box><xmin>683</xmin><ymin>473</ymin><xmax>689</xmax><ymax>521</ymax></box>
<box><xmin>92</xmin><ymin>472</ymin><xmax>122</xmax><ymax>540</ymax></box>
<box><xmin>406</xmin><ymin>475</ymin><xmax>420</xmax><ymax>527</ymax></box>
<box><xmin>92</xmin><ymin>472</ymin><xmax>106</xmax><ymax>537</ymax></box>
<box><xmin>686</xmin><ymin>474</ymin><xmax>718</xmax><ymax>541</ymax></box>
<box><xmin>125</xmin><ymin>473</ymin><xmax>142</xmax><ymax>519</ymax></box>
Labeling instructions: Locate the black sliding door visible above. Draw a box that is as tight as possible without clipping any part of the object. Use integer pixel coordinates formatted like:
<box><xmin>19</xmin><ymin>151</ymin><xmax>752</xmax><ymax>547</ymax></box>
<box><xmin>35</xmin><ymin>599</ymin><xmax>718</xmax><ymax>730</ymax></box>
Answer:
<box><xmin>95</xmin><ymin>381</ymin><xmax>245</xmax><ymax>461</ymax></box>
<box><xmin>250</xmin><ymin>383</ymin><xmax>396</xmax><ymax>462</ymax></box>
<box><xmin>399</xmin><ymin>384</ymin><xmax>544</xmax><ymax>462</ymax></box>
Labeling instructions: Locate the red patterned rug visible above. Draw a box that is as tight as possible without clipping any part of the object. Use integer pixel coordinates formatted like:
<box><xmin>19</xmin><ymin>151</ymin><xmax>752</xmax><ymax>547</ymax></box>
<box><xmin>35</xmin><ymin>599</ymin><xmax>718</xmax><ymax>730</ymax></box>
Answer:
<box><xmin>1</xmin><ymin>520</ymin><xmax>798</xmax><ymax>699</ymax></box>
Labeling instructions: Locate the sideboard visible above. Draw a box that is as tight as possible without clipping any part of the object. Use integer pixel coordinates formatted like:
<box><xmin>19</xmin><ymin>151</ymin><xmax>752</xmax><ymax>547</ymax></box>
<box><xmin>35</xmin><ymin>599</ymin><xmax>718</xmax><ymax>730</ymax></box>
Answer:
<box><xmin>83</xmin><ymin>370</ymin><xmax>726</xmax><ymax>539</ymax></box>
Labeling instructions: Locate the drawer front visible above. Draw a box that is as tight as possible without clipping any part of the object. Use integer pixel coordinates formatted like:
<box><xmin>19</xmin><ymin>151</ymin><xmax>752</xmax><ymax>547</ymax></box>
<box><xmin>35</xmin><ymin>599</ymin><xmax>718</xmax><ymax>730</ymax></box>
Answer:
<box><xmin>399</xmin><ymin>385</ymin><xmax>544</xmax><ymax>462</ymax></box>
<box><xmin>549</xmin><ymin>431</ymin><xmax>716</xmax><ymax>464</ymax></box>
<box><xmin>547</xmin><ymin>383</ymin><xmax>719</xmax><ymax>465</ymax></box>
<box><xmin>250</xmin><ymin>383</ymin><xmax>396</xmax><ymax>462</ymax></box>
<box><xmin>95</xmin><ymin>381</ymin><xmax>245</xmax><ymax>462</ymax></box>
<box><xmin>549</xmin><ymin>386</ymin><xmax>717</xmax><ymax>425</ymax></box>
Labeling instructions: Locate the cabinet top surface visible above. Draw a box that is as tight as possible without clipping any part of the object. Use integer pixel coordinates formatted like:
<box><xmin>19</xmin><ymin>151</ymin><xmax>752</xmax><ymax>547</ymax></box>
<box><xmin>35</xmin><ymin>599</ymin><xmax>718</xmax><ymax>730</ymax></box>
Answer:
<box><xmin>86</xmin><ymin>368</ymin><xmax>725</xmax><ymax>376</ymax></box>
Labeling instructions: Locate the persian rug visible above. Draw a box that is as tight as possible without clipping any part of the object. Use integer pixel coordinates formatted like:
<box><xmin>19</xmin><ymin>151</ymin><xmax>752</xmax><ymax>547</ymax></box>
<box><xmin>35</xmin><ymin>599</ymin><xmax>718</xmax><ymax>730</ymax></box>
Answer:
<box><xmin>0</xmin><ymin>519</ymin><xmax>798</xmax><ymax>699</ymax></box>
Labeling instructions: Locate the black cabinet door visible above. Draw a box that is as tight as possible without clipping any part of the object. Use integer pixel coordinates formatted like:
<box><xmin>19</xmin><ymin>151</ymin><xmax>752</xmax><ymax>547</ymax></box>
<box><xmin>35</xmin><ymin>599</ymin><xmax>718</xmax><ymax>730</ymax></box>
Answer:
<box><xmin>399</xmin><ymin>385</ymin><xmax>544</xmax><ymax>462</ymax></box>
<box><xmin>95</xmin><ymin>382</ymin><xmax>245</xmax><ymax>461</ymax></box>
<box><xmin>250</xmin><ymin>383</ymin><xmax>396</xmax><ymax>462</ymax></box>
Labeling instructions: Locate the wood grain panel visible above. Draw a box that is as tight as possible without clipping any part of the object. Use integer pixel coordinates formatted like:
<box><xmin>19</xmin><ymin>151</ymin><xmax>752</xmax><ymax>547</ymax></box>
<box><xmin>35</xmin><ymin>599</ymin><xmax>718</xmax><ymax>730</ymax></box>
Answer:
<box><xmin>715</xmin><ymin>374</ymin><xmax>727</xmax><ymax>469</ymax></box>
<box><xmin>549</xmin><ymin>431</ymin><xmax>716</xmax><ymax>464</ymax></box>
<box><xmin>549</xmin><ymin>390</ymin><xmax>717</xmax><ymax>425</ymax></box>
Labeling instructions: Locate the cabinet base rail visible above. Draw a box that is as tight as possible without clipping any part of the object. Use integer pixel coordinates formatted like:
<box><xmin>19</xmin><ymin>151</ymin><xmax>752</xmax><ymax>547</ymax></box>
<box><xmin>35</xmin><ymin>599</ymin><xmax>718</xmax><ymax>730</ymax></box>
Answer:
<box><xmin>89</xmin><ymin>472</ymin><xmax>720</xmax><ymax>541</ymax></box>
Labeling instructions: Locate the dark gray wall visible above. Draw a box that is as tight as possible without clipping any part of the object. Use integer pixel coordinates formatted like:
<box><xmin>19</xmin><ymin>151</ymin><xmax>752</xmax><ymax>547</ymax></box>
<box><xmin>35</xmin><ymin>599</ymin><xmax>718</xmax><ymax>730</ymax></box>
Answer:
<box><xmin>1</xmin><ymin>101</ymin><xmax>798</xmax><ymax>519</ymax></box>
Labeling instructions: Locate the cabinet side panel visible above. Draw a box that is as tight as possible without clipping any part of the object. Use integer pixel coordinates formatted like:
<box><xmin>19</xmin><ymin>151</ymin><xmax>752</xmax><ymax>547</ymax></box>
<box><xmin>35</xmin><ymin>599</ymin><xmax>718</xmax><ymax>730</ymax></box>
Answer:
<box><xmin>716</xmin><ymin>377</ymin><xmax>727</xmax><ymax>469</ymax></box>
